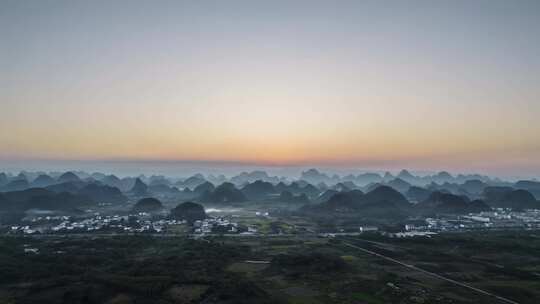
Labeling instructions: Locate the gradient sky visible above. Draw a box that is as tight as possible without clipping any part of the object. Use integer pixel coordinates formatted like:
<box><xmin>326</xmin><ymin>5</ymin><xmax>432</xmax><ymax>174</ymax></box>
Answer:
<box><xmin>1</xmin><ymin>0</ymin><xmax>540</xmax><ymax>177</ymax></box>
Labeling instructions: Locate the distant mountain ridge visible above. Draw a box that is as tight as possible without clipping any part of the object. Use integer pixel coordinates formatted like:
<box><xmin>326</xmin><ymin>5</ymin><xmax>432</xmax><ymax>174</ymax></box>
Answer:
<box><xmin>199</xmin><ymin>182</ymin><xmax>247</xmax><ymax>203</ymax></box>
<box><xmin>1</xmin><ymin>170</ymin><xmax>538</xmax><ymax>212</ymax></box>
<box><xmin>303</xmin><ymin>186</ymin><xmax>410</xmax><ymax>217</ymax></box>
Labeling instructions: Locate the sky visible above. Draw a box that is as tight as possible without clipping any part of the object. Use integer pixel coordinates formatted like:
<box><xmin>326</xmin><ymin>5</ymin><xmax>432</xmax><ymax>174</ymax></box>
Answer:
<box><xmin>1</xmin><ymin>0</ymin><xmax>540</xmax><ymax>178</ymax></box>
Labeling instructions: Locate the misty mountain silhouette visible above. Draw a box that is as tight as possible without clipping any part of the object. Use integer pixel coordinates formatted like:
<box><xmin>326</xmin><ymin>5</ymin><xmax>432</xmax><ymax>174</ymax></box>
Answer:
<box><xmin>230</xmin><ymin>171</ymin><xmax>279</xmax><ymax>185</ymax></box>
<box><xmin>193</xmin><ymin>181</ymin><xmax>215</xmax><ymax>195</ymax></box>
<box><xmin>130</xmin><ymin>178</ymin><xmax>149</xmax><ymax>196</ymax></box>
<box><xmin>0</xmin><ymin>173</ymin><xmax>8</xmax><ymax>186</ymax></box>
<box><xmin>31</xmin><ymin>174</ymin><xmax>56</xmax><ymax>188</ymax></box>
<box><xmin>148</xmin><ymin>184</ymin><xmax>181</xmax><ymax>196</ymax></box>
<box><xmin>199</xmin><ymin>182</ymin><xmax>247</xmax><ymax>203</ymax></box>
<box><xmin>485</xmin><ymin>189</ymin><xmax>538</xmax><ymax>209</ymax></box>
<box><xmin>132</xmin><ymin>197</ymin><xmax>163</xmax><ymax>213</ymax></box>
<box><xmin>322</xmin><ymin>190</ymin><xmax>366</xmax><ymax>210</ymax></box>
<box><xmin>279</xmin><ymin>191</ymin><xmax>310</xmax><ymax>204</ymax></box>
<box><xmin>57</xmin><ymin>172</ymin><xmax>81</xmax><ymax>183</ymax></box>
<box><xmin>482</xmin><ymin>186</ymin><xmax>514</xmax><ymax>202</ymax></box>
<box><xmin>308</xmin><ymin>186</ymin><xmax>408</xmax><ymax>213</ymax></box>
<box><xmin>416</xmin><ymin>191</ymin><xmax>490</xmax><ymax>214</ymax></box>
<box><xmin>170</xmin><ymin>201</ymin><xmax>206</xmax><ymax>223</ymax></box>
<box><xmin>514</xmin><ymin>180</ymin><xmax>540</xmax><ymax>199</ymax></box>
<box><xmin>382</xmin><ymin>172</ymin><xmax>394</xmax><ymax>182</ymax></box>
<box><xmin>387</xmin><ymin>178</ymin><xmax>412</xmax><ymax>193</ymax></box>
<box><xmin>78</xmin><ymin>183</ymin><xmax>127</xmax><ymax>204</ymax></box>
<box><xmin>101</xmin><ymin>174</ymin><xmax>122</xmax><ymax>188</ymax></box>
<box><xmin>46</xmin><ymin>182</ymin><xmax>82</xmax><ymax>193</ymax></box>
<box><xmin>397</xmin><ymin>169</ymin><xmax>417</xmax><ymax>183</ymax></box>
<box><xmin>432</xmin><ymin>171</ymin><xmax>454</xmax><ymax>184</ymax></box>
<box><xmin>363</xmin><ymin>186</ymin><xmax>409</xmax><ymax>206</ymax></box>
<box><xmin>303</xmin><ymin>186</ymin><xmax>411</xmax><ymax>220</ymax></box>
<box><xmin>241</xmin><ymin>180</ymin><xmax>277</xmax><ymax>200</ymax></box>
<box><xmin>2</xmin><ymin>179</ymin><xmax>30</xmax><ymax>192</ymax></box>
<box><xmin>315</xmin><ymin>189</ymin><xmax>339</xmax><ymax>204</ymax></box>
<box><xmin>0</xmin><ymin>188</ymin><xmax>95</xmax><ymax>212</ymax></box>
<box><xmin>331</xmin><ymin>182</ymin><xmax>352</xmax><ymax>192</ymax></box>
<box><xmin>406</xmin><ymin>186</ymin><xmax>431</xmax><ymax>203</ymax></box>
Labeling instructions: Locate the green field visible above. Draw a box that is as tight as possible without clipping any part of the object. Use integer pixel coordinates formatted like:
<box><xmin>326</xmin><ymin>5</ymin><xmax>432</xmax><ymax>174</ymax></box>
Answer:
<box><xmin>1</xmin><ymin>231</ymin><xmax>539</xmax><ymax>303</ymax></box>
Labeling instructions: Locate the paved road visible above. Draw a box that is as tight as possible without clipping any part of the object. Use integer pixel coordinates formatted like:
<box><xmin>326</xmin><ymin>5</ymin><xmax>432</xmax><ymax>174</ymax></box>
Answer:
<box><xmin>339</xmin><ymin>238</ymin><xmax>520</xmax><ymax>304</ymax></box>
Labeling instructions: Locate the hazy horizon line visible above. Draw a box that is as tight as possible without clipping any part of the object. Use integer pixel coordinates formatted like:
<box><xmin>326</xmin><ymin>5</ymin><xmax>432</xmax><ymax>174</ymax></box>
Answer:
<box><xmin>0</xmin><ymin>157</ymin><xmax>538</xmax><ymax>181</ymax></box>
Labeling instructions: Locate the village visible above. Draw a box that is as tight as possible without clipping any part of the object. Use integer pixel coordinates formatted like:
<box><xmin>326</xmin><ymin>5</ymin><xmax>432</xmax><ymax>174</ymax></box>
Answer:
<box><xmin>405</xmin><ymin>208</ymin><xmax>540</xmax><ymax>233</ymax></box>
<box><xmin>6</xmin><ymin>212</ymin><xmax>258</xmax><ymax>236</ymax></box>
<box><xmin>6</xmin><ymin>208</ymin><xmax>540</xmax><ymax>238</ymax></box>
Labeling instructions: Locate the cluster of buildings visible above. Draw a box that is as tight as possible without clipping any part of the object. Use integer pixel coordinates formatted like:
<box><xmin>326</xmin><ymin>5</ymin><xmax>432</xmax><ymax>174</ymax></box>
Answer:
<box><xmin>9</xmin><ymin>213</ymin><xmax>187</xmax><ymax>235</ymax></box>
<box><xmin>7</xmin><ymin>207</ymin><xmax>540</xmax><ymax>237</ymax></box>
<box><xmin>193</xmin><ymin>217</ymin><xmax>258</xmax><ymax>235</ymax></box>
<box><xmin>405</xmin><ymin>209</ymin><xmax>540</xmax><ymax>233</ymax></box>
<box><xmin>7</xmin><ymin>213</ymin><xmax>262</xmax><ymax>236</ymax></box>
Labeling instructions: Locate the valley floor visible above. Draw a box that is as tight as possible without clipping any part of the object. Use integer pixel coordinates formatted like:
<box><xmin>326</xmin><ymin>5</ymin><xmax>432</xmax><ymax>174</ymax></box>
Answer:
<box><xmin>1</xmin><ymin>231</ymin><xmax>539</xmax><ymax>304</ymax></box>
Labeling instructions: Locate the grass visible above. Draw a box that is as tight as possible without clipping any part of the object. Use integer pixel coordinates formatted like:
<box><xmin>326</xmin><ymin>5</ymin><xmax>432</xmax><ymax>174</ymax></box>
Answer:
<box><xmin>165</xmin><ymin>284</ymin><xmax>209</xmax><ymax>303</ymax></box>
<box><xmin>350</xmin><ymin>292</ymin><xmax>385</xmax><ymax>304</ymax></box>
<box><xmin>287</xmin><ymin>297</ymin><xmax>323</xmax><ymax>304</ymax></box>
<box><xmin>227</xmin><ymin>262</ymin><xmax>269</xmax><ymax>274</ymax></box>
<box><xmin>341</xmin><ymin>255</ymin><xmax>358</xmax><ymax>262</ymax></box>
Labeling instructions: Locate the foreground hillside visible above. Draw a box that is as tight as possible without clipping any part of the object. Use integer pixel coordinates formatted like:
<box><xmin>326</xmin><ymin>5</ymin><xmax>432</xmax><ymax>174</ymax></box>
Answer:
<box><xmin>1</xmin><ymin>231</ymin><xmax>539</xmax><ymax>304</ymax></box>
